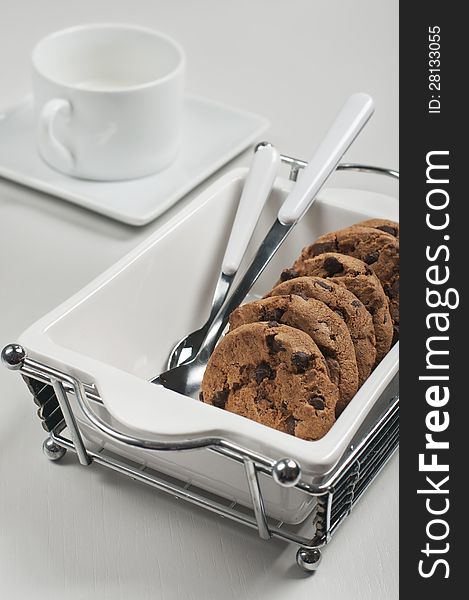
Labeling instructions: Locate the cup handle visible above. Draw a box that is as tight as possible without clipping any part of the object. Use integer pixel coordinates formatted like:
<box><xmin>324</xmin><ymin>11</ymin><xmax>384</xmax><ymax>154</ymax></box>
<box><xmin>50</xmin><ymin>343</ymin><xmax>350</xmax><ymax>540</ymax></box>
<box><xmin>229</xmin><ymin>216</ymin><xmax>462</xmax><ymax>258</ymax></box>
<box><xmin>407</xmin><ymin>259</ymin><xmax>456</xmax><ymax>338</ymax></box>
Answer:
<box><xmin>38</xmin><ymin>98</ymin><xmax>74</xmax><ymax>170</ymax></box>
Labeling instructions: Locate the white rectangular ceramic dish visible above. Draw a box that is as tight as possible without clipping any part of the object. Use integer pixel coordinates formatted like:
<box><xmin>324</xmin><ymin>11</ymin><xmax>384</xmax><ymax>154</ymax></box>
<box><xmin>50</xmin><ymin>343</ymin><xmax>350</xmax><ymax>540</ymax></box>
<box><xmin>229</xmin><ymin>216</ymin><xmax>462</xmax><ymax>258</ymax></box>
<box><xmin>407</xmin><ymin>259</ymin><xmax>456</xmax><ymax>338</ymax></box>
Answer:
<box><xmin>18</xmin><ymin>165</ymin><xmax>399</xmax><ymax>524</ymax></box>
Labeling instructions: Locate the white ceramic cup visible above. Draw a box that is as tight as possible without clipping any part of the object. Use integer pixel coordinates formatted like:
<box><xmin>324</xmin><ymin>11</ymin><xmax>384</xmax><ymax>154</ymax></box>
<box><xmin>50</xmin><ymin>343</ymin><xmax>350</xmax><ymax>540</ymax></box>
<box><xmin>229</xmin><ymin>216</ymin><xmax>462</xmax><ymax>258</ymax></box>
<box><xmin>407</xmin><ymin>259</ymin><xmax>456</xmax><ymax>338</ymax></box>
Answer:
<box><xmin>31</xmin><ymin>24</ymin><xmax>185</xmax><ymax>181</ymax></box>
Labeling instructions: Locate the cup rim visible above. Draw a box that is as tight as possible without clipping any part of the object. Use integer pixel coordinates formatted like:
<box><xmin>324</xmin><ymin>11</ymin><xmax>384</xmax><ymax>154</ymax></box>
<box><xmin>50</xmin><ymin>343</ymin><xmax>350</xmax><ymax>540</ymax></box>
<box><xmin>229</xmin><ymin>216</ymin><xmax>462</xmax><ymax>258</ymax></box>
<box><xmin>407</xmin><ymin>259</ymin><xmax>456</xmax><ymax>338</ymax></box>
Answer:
<box><xmin>31</xmin><ymin>23</ymin><xmax>186</xmax><ymax>93</ymax></box>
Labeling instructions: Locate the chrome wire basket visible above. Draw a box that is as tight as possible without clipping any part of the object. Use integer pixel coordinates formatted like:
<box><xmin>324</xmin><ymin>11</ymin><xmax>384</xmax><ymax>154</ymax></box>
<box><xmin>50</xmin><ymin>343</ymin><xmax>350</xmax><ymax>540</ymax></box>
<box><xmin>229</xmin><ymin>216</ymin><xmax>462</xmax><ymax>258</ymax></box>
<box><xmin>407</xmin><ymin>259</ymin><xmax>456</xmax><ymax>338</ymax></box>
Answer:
<box><xmin>1</xmin><ymin>149</ymin><xmax>399</xmax><ymax>572</ymax></box>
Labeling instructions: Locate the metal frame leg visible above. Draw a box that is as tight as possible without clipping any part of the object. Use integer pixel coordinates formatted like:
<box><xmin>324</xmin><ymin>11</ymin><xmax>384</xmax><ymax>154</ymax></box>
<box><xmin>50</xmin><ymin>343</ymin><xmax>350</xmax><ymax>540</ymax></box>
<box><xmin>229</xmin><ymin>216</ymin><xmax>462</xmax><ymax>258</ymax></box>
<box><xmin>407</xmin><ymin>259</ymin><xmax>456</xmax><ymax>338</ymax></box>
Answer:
<box><xmin>51</xmin><ymin>380</ymin><xmax>91</xmax><ymax>465</ymax></box>
<box><xmin>244</xmin><ymin>459</ymin><xmax>271</xmax><ymax>540</ymax></box>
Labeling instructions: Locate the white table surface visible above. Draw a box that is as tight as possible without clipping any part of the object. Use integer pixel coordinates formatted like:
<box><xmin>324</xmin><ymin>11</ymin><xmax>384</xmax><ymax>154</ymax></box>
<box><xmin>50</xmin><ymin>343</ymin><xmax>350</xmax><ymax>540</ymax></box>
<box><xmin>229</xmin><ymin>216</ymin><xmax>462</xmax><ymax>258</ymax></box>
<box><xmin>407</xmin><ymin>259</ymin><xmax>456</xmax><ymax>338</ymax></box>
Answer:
<box><xmin>0</xmin><ymin>1</ymin><xmax>399</xmax><ymax>598</ymax></box>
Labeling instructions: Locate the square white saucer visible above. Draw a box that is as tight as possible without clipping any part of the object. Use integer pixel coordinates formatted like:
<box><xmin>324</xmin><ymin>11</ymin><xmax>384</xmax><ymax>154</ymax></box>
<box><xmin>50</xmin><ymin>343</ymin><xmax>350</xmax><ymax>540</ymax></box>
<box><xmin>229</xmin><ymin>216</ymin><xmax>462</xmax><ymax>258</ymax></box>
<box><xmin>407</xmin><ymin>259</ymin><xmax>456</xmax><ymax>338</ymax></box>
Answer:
<box><xmin>0</xmin><ymin>96</ymin><xmax>268</xmax><ymax>226</ymax></box>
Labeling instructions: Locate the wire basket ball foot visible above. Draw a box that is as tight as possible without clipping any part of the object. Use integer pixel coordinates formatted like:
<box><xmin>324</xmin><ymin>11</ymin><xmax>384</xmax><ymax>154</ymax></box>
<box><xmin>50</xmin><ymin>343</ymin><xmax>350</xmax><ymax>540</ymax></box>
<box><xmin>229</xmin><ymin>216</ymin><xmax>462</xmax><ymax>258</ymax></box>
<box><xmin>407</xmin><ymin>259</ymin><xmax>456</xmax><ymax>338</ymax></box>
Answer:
<box><xmin>296</xmin><ymin>547</ymin><xmax>322</xmax><ymax>572</ymax></box>
<box><xmin>42</xmin><ymin>437</ymin><xmax>66</xmax><ymax>461</ymax></box>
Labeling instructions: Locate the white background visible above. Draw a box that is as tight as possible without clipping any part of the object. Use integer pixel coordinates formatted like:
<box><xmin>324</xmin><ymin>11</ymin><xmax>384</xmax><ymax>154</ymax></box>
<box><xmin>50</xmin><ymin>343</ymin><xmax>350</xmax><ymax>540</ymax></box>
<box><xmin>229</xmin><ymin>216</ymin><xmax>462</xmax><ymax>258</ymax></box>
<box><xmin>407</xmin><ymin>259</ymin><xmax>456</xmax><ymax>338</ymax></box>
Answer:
<box><xmin>0</xmin><ymin>1</ymin><xmax>398</xmax><ymax>598</ymax></box>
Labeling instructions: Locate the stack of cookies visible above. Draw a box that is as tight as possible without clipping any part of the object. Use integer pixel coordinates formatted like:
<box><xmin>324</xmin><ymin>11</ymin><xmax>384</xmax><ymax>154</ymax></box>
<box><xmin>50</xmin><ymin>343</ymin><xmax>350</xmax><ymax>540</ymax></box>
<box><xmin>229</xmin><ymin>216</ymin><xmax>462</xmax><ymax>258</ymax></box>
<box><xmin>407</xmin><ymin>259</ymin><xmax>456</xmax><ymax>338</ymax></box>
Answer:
<box><xmin>201</xmin><ymin>218</ymin><xmax>399</xmax><ymax>441</ymax></box>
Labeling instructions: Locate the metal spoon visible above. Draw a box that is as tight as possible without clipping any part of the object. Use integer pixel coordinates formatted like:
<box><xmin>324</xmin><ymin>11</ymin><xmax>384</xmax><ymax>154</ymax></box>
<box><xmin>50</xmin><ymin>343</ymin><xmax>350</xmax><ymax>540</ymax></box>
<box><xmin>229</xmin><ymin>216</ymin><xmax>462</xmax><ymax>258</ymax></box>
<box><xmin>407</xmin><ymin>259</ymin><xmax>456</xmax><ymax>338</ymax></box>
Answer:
<box><xmin>167</xmin><ymin>142</ymin><xmax>280</xmax><ymax>368</ymax></box>
<box><xmin>153</xmin><ymin>93</ymin><xmax>375</xmax><ymax>398</ymax></box>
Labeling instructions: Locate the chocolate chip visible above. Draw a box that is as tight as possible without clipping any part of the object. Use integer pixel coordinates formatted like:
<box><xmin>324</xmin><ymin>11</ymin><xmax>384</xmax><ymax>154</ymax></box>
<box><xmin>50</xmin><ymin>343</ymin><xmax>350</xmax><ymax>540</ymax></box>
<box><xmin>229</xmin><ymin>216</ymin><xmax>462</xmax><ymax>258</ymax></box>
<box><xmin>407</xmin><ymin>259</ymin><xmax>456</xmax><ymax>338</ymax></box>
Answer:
<box><xmin>212</xmin><ymin>388</ymin><xmax>228</xmax><ymax>409</ymax></box>
<box><xmin>325</xmin><ymin>357</ymin><xmax>340</xmax><ymax>385</ymax></box>
<box><xmin>364</xmin><ymin>251</ymin><xmax>379</xmax><ymax>265</ymax></box>
<box><xmin>266</xmin><ymin>333</ymin><xmax>285</xmax><ymax>354</ymax></box>
<box><xmin>281</xmin><ymin>400</ymin><xmax>288</xmax><ymax>411</ymax></box>
<box><xmin>377</xmin><ymin>225</ymin><xmax>397</xmax><ymax>237</ymax></box>
<box><xmin>311</xmin><ymin>240</ymin><xmax>337</xmax><ymax>255</ymax></box>
<box><xmin>384</xmin><ymin>279</ymin><xmax>400</xmax><ymax>299</ymax></box>
<box><xmin>291</xmin><ymin>352</ymin><xmax>313</xmax><ymax>373</ymax></box>
<box><xmin>333</xmin><ymin>308</ymin><xmax>345</xmax><ymax>320</ymax></box>
<box><xmin>296</xmin><ymin>292</ymin><xmax>310</xmax><ymax>300</ymax></box>
<box><xmin>199</xmin><ymin>391</ymin><xmax>204</xmax><ymax>402</ymax></box>
<box><xmin>284</xmin><ymin>415</ymin><xmax>297</xmax><ymax>435</ymax></box>
<box><xmin>262</xmin><ymin>307</ymin><xmax>286</xmax><ymax>322</ymax></box>
<box><xmin>254</xmin><ymin>388</ymin><xmax>267</xmax><ymax>404</ymax></box>
<box><xmin>324</xmin><ymin>257</ymin><xmax>344</xmax><ymax>275</ymax></box>
<box><xmin>280</xmin><ymin>268</ymin><xmax>299</xmax><ymax>282</ymax></box>
<box><xmin>254</xmin><ymin>361</ymin><xmax>275</xmax><ymax>383</ymax></box>
<box><xmin>351</xmin><ymin>299</ymin><xmax>361</xmax><ymax>307</ymax></box>
<box><xmin>309</xmin><ymin>396</ymin><xmax>325</xmax><ymax>410</ymax></box>
<box><xmin>267</xmin><ymin>321</ymin><xmax>280</xmax><ymax>327</ymax></box>
<box><xmin>316</xmin><ymin>280</ymin><xmax>333</xmax><ymax>291</ymax></box>
<box><xmin>255</xmin><ymin>388</ymin><xmax>271</xmax><ymax>405</ymax></box>
<box><xmin>232</xmin><ymin>382</ymin><xmax>242</xmax><ymax>392</ymax></box>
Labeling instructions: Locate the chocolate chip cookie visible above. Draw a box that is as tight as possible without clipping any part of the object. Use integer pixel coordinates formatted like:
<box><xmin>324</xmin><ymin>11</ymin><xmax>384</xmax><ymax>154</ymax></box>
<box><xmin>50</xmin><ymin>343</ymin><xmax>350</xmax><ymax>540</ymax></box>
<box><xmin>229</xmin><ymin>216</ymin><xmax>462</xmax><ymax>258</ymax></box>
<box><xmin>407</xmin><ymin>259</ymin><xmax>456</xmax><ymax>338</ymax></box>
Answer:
<box><xmin>354</xmin><ymin>218</ymin><xmax>399</xmax><ymax>239</ymax></box>
<box><xmin>266</xmin><ymin>276</ymin><xmax>376</xmax><ymax>386</ymax></box>
<box><xmin>201</xmin><ymin>322</ymin><xmax>338</xmax><ymax>440</ymax></box>
<box><xmin>229</xmin><ymin>295</ymin><xmax>359</xmax><ymax>414</ymax></box>
<box><xmin>282</xmin><ymin>253</ymin><xmax>393</xmax><ymax>363</ymax></box>
<box><xmin>293</xmin><ymin>226</ymin><xmax>400</xmax><ymax>340</ymax></box>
